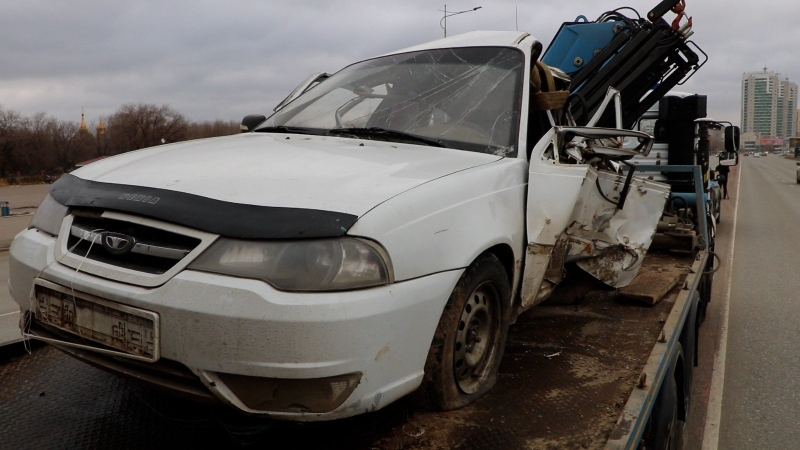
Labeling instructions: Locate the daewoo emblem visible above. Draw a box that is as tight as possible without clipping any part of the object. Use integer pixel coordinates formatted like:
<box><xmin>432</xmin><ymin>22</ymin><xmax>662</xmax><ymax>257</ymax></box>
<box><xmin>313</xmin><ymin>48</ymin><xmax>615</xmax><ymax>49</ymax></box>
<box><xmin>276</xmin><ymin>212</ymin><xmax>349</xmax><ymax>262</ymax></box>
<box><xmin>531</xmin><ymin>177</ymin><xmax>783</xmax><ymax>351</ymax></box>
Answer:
<box><xmin>101</xmin><ymin>232</ymin><xmax>136</xmax><ymax>255</ymax></box>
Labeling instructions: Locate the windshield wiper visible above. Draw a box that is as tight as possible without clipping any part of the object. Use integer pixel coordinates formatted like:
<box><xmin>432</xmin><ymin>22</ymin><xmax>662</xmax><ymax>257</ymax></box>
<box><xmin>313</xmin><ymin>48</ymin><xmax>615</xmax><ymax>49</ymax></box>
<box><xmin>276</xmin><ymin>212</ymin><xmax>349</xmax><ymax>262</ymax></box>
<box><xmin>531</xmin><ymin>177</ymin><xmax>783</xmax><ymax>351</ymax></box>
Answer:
<box><xmin>255</xmin><ymin>126</ymin><xmax>325</xmax><ymax>136</ymax></box>
<box><xmin>328</xmin><ymin>127</ymin><xmax>446</xmax><ymax>148</ymax></box>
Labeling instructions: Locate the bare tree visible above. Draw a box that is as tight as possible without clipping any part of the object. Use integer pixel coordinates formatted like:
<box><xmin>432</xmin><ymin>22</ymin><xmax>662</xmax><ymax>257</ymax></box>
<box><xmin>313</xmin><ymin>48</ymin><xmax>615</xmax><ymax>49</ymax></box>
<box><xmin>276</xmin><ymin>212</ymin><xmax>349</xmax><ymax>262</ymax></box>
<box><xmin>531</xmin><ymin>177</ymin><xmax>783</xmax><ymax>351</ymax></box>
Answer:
<box><xmin>107</xmin><ymin>103</ymin><xmax>188</xmax><ymax>153</ymax></box>
<box><xmin>50</xmin><ymin>121</ymin><xmax>84</xmax><ymax>171</ymax></box>
<box><xmin>25</xmin><ymin>113</ymin><xmax>55</xmax><ymax>170</ymax></box>
<box><xmin>186</xmin><ymin>120</ymin><xmax>239</xmax><ymax>140</ymax></box>
<box><xmin>0</xmin><ymin>107</ymin><xmax>24</xmax><ymax>176</ymax></box>
<box><xmin>0</xmin><ymin>103</ymin><xmax>240</xmax><ymax>178</ymax></box>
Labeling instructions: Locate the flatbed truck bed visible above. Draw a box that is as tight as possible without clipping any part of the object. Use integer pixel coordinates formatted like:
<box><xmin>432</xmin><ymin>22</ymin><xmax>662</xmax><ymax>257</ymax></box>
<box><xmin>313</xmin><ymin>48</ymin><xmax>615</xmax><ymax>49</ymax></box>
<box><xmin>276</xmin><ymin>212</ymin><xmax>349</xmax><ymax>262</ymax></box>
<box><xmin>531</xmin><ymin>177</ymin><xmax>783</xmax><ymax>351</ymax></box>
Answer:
<box><xmin>0</xmin><ymin>249</ymin><xmax>705</xmax><ymax>449</ymax></box>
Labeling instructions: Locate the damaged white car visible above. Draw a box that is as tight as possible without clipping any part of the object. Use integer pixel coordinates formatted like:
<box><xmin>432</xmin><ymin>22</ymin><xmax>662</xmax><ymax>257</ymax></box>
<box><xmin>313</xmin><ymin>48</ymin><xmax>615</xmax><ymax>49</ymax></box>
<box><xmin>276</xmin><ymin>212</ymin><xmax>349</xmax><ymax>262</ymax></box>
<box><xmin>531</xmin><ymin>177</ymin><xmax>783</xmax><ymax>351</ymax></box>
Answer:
<box><xmin>9</xmin><ymin>31</ymin><xmax>667</xmax><ymax>420</ymax></box>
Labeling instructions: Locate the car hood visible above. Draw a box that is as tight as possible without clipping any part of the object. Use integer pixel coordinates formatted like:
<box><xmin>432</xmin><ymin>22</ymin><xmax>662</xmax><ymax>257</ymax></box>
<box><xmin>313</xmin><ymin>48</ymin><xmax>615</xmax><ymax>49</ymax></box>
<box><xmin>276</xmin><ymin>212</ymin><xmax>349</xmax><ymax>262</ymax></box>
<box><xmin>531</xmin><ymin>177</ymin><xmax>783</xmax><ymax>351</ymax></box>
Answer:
<box><xmin>71</xmin><ymin>133</ymin><xmax>501</xmax><ymax>218</ymax></box>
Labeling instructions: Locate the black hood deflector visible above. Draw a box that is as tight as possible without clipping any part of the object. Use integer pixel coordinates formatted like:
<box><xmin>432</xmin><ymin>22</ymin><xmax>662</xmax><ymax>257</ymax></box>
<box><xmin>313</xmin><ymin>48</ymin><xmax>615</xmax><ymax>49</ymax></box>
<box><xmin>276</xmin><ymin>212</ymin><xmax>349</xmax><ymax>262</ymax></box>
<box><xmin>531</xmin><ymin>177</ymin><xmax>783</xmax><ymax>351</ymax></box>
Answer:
<box><xmin>50</xmin><ymin>174</ymin><xmax>358</xmax><ymax>239</ymax></box>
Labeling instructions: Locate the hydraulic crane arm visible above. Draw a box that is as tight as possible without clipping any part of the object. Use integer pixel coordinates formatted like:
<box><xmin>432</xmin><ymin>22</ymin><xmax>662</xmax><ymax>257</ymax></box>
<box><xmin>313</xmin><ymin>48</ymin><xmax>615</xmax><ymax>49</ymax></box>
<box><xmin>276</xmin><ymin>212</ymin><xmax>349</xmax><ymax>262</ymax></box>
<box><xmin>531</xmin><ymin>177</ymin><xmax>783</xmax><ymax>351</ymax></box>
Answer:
<box><xmin>541</xmin><ymin>0</ymin><xmax>706</xmax><ymax>128</ymax></box>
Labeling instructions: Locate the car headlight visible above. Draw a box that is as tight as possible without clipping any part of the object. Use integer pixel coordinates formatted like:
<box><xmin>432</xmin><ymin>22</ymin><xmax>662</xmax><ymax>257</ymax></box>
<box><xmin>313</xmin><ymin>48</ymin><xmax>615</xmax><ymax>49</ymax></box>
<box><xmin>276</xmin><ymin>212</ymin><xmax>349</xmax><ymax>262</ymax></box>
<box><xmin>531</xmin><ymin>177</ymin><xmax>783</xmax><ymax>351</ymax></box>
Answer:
<box><xmin>188</xmin><ymin>237</ymin><xmax>392</xmax><ymax>291</ymax></box>
<box><xmin>29</xmin><ymin>194</ymin><xmax>69</xmax><ymax>236</ymax></box>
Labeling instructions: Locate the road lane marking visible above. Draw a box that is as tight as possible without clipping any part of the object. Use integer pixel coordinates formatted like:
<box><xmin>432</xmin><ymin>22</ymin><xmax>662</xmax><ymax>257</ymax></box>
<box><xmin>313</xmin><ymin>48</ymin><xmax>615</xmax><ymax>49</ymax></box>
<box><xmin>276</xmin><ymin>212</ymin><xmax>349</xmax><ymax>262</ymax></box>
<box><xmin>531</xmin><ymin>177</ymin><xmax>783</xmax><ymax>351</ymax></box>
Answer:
<box><xmin>701</xmin><ymin>161</ymin><xmax>742</xmax><ymax>450</ymax></box>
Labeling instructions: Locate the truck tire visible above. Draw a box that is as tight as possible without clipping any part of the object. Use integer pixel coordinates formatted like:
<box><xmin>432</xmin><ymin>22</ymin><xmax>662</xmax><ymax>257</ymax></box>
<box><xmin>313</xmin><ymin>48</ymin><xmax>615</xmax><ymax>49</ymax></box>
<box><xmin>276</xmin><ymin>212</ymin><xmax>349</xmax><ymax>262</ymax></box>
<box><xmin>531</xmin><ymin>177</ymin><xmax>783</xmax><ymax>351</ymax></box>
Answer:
<box><xmin>643</xmin><ymin>346</ymin><xmax>686</xmax><ymax>450</ymax></box>
<box><xmin>680</xmin><ymin>295</ymin><xmax>698</xmax><ymax>388</ymax></box>
<box><xmin>699</xmin><ymin>272</ymin><xmax>712</xmax><ymax>324</ymax></box>
<box><xmin>417</xmin><ymin>253</ymin><xmax>510</xmax><ymax>410</ymax></box>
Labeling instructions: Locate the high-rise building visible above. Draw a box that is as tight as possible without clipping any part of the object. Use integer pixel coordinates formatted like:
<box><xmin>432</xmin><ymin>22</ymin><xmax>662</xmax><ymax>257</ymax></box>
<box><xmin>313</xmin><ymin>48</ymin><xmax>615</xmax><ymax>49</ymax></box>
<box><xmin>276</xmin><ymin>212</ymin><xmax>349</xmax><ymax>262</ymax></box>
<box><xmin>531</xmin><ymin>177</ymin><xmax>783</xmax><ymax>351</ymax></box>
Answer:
<box><xmin>741</xmin><ymin>68</ymin><xmax>798</xmax><ymax>150</ymax></box>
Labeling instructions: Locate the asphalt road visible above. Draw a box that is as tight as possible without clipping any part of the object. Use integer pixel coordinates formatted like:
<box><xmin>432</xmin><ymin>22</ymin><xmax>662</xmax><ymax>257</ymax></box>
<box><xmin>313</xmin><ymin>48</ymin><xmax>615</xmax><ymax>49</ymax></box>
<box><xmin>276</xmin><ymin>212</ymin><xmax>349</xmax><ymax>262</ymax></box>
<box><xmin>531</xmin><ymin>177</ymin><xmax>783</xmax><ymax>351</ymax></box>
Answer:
<box><xmin>0</xmin><ymin>183</ymin><xmax>52</xmax><ymax>210</ymax></box>
<box><xmin>714</xmin><ymin>154</ymin><xmax>800</xmax><ymax>449</ymax></box>
<box><xmin>0</xmin><ymin>184</ymin><xmax>51</xmax><ymax>248</ymax></box>
<box><xmin>677</xmin><ymin>154</ymin><xmax>739</xmax><ymax>450</ymax></box>
<box><xmin>0</xmin><ymin>184</ymin><xmax>50</xmax><ymax>345</ymax></box>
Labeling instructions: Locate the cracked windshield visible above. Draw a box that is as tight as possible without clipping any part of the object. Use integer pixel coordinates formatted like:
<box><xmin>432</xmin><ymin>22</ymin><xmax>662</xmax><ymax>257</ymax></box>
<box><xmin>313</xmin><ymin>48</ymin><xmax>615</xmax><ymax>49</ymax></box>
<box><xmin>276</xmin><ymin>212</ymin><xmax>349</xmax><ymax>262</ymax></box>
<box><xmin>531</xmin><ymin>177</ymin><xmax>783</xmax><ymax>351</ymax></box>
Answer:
<box><xmin>261</xmin><ymin>47</ymin><xmax>524</xmax><ymax>156</ymax></box>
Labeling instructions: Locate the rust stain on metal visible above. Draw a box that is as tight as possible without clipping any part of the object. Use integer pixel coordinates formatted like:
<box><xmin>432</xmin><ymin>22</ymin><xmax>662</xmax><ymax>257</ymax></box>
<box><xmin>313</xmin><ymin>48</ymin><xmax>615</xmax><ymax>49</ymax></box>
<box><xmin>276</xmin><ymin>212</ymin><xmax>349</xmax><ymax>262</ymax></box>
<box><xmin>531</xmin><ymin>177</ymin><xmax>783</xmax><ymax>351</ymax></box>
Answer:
<box><xmin>592</xmin><ymin>211</ymin><xmax>614</xmax><ymax>232</ymax></box>
<box><xmin>529</xmin><ymin>244</ymin><xmax>552</xmax><ymax>256</ymax></box>
<box><xmin>578</xmin><ymin>246</ymin><xmax>630</xmax><ymax>285</ymax></box>
<box><xmin>608</xmin><ymin>418</ymin><xmax>634</xmax><ymax>441</ymax></box>
<box><xmin>619</xmin><ymin>254</ymin><xmax>684</xmax><ymax>305</ymax></box>
<box><xmin>375</xmin><ymin>344</ymin><xmax>390</xmax><ymax>362</ymax></box>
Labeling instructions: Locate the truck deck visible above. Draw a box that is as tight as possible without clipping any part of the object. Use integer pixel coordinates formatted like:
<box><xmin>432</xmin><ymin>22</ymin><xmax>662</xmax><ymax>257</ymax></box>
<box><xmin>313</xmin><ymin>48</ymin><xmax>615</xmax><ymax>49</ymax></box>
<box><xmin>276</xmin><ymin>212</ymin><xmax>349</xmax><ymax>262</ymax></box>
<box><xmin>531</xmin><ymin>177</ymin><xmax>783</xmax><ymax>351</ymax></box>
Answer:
<box><xmin>0</xmin><ymin>251</ymin><xmax>700</xmax><ymax>449</ymax></box>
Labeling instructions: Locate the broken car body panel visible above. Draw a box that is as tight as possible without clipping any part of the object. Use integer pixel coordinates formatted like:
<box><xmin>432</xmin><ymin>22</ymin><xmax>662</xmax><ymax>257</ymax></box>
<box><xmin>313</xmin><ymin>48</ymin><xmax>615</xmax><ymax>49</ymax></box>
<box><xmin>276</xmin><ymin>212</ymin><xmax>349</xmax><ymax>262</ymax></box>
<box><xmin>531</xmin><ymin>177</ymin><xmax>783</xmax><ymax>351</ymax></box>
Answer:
<box><xmin>564</xmin><ymin>169</ymin><xmax>669</xmax><ymax>287</ymax></box>
<box><xmin>521</xmin><ymin>125</ymin><xmax>668</xmax><ymax>308</ymax></box>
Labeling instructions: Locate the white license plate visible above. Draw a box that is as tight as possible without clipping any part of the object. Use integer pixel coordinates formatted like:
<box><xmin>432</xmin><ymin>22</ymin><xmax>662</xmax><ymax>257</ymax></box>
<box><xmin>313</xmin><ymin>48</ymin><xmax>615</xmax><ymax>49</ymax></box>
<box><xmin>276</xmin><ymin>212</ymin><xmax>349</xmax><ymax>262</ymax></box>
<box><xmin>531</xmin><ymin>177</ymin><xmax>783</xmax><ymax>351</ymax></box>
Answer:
<box><xmin>33</xmin><ymin>279</ymin><xmax>159</xmax><ymax>361</ymax></box>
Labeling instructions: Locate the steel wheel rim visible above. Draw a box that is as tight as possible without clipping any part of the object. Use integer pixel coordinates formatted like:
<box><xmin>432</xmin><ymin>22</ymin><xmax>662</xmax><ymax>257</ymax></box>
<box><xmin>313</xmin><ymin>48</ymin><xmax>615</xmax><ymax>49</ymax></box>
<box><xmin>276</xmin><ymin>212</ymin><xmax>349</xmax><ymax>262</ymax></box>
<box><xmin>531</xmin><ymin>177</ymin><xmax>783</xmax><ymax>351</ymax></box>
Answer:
<box><xmin>454</xmin><ymin>281</ymin><xmax>500</xmax><ymax>394</ymax></box>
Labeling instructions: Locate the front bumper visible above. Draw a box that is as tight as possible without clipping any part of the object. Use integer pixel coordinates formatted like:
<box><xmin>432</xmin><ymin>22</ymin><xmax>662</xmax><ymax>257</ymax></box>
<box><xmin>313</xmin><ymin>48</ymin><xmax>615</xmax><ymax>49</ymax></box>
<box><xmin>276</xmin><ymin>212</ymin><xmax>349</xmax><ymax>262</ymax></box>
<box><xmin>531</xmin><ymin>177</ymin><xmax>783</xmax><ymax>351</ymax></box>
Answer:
<box><xmin>9</xmin><ymin>228</ymin><xmax>462</xmax><ymax>420</ymax></box>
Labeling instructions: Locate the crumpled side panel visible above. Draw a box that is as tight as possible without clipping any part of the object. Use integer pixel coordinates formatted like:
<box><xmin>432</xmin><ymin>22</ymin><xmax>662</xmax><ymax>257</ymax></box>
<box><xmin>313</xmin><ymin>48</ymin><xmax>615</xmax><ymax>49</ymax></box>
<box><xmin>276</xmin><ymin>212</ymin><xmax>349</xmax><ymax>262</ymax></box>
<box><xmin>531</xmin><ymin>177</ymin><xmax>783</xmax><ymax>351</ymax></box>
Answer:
<box><xmin>564</xmin><ymin>168</ymin><xmax>669</xmax><ymax>287</ymax></box>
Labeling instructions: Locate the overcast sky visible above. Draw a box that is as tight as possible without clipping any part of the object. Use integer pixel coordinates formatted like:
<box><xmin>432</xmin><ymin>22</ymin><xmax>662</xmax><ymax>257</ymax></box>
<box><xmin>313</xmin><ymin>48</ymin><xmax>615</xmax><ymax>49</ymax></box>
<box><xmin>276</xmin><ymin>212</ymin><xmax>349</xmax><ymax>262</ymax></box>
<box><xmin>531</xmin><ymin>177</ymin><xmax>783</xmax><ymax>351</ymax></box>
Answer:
<box><xmin>1</xmin><ymin>0</ymin><xmax>796</xmax><ymax>127</ymax></box>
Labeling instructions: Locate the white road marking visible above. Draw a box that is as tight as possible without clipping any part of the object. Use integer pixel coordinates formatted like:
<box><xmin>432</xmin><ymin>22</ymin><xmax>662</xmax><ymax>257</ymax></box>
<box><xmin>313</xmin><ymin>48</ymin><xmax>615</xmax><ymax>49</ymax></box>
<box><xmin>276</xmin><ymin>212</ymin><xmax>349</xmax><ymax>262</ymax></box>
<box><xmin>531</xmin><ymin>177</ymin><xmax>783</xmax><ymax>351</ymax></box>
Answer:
<box><xmin>701</xmin><ymin>163</ymin><xmax>742</xmax><ymax>449</ymax></box>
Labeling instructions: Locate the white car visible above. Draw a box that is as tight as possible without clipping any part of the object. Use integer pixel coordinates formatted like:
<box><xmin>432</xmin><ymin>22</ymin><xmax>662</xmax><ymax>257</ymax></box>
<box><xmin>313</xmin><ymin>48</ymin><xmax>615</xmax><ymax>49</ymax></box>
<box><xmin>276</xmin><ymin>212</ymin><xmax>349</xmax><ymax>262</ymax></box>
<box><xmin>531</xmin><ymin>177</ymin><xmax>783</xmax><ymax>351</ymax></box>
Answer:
<box><xmin>9</xmin><ymin>31</ymin><xmax>665</xmax><ymax>421</ymax></box>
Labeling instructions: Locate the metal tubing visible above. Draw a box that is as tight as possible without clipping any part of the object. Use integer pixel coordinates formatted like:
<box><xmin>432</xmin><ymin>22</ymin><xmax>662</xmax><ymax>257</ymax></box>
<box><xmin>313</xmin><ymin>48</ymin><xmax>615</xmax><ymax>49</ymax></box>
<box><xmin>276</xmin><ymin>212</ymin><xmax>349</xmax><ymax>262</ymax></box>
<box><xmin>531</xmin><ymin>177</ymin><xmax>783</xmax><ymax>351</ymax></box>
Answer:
<box><xmin>647</xmin><ymin>0</ymin><xmax>682</xmax><ymax>22</ymax></box>
<box><xmin>634</xmin><ymin>164</ymin><xmax>709</xmax><ymax>250</ymax></box>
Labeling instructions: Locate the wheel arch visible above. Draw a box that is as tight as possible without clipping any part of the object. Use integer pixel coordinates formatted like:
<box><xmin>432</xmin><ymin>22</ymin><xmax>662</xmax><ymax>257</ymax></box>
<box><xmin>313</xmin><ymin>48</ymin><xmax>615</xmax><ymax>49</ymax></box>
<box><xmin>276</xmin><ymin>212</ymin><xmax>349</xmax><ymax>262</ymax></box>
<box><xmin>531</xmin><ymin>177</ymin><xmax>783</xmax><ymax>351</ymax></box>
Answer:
<box><xmin>415</xmin><ymin>248</ymin><xmax>513</xmax><ymax>410</ymax></box>
<box><xmin>482</xmin><ymin>244</ymin><xmax>516</xmax><ymax>293</ymax></box>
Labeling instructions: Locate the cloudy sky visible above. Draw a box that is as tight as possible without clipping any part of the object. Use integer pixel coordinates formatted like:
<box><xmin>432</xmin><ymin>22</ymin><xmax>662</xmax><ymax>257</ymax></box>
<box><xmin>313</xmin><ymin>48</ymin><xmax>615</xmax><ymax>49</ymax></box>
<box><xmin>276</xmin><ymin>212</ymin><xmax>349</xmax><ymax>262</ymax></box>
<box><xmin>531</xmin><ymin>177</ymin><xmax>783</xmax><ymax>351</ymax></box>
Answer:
<box><xmin>1</xmin><ymin>0</ymin><xmax>795</xmax><ymax>127</ymax></box>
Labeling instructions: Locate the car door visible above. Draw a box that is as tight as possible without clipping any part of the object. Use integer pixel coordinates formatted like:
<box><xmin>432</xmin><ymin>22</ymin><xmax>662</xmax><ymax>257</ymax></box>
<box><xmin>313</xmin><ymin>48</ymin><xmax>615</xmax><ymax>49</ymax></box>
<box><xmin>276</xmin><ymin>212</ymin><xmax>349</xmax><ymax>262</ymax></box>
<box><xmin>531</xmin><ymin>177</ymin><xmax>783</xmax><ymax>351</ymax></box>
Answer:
<box><xmin>519</xmin><ymin>126</ymin><xmax>668</xmax><ymax>309</ymax></box>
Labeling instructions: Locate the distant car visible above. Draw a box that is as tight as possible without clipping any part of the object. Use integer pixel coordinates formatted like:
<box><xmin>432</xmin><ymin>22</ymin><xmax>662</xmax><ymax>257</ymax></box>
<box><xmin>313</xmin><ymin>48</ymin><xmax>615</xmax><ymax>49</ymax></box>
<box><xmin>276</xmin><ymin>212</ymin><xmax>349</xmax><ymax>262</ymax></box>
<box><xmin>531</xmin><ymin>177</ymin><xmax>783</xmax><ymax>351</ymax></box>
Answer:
<box><xmin>753</xmin><ymin>152</ymin><xmax>760</xmax><ymax>158</ymax></box>
<box><xmin>762</xmin><ymin>151</ymin><xmax>769</xmax><ymax>156</ymax></box>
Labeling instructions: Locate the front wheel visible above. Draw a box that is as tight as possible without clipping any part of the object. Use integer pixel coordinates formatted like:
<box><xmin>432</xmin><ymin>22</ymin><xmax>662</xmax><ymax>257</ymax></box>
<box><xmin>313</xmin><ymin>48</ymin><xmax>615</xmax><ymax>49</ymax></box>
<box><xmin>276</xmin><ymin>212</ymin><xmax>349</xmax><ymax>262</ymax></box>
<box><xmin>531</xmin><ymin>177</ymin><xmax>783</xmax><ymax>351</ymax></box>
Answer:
<box><xmin>417</xmin><ymin>253</ymin><xmax>510</xmax><ymax>410</ymax></box>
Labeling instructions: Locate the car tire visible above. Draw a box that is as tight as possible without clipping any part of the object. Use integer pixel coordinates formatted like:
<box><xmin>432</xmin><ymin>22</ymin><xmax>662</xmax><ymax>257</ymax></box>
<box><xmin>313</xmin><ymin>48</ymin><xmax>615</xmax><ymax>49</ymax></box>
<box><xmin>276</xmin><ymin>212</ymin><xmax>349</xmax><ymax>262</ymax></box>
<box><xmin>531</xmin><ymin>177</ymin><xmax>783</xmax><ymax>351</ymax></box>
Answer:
<box><xmin>416</xmin><ymin>253</ymin><xmax>510</xmax><ymax>411</ymax></box>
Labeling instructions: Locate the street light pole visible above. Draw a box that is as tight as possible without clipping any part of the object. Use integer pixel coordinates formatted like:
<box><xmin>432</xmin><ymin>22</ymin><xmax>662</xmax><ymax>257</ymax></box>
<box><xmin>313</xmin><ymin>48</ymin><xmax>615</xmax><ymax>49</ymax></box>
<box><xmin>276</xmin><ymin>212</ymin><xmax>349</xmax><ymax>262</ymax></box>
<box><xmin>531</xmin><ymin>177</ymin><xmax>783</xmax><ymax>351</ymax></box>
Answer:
<box><xmin>440</xmin><ymin>5</ymin><xmax>482</xmax><ymax>38</ymax></box>
<box><xmin>443</xmin><ymin>4</ymin><xmax>447</xmax><ymax>38</ymax></box>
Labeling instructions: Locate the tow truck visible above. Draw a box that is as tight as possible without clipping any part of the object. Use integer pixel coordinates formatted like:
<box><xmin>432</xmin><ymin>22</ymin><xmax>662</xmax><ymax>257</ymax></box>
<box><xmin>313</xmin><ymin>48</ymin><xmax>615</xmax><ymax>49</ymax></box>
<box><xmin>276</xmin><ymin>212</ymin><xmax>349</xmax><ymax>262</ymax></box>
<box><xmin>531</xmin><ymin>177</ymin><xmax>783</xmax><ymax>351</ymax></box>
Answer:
<box><xmin>2</xmin><ymin>1</ymin><xmax>740</xmax><ymax>449</ymax></box>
